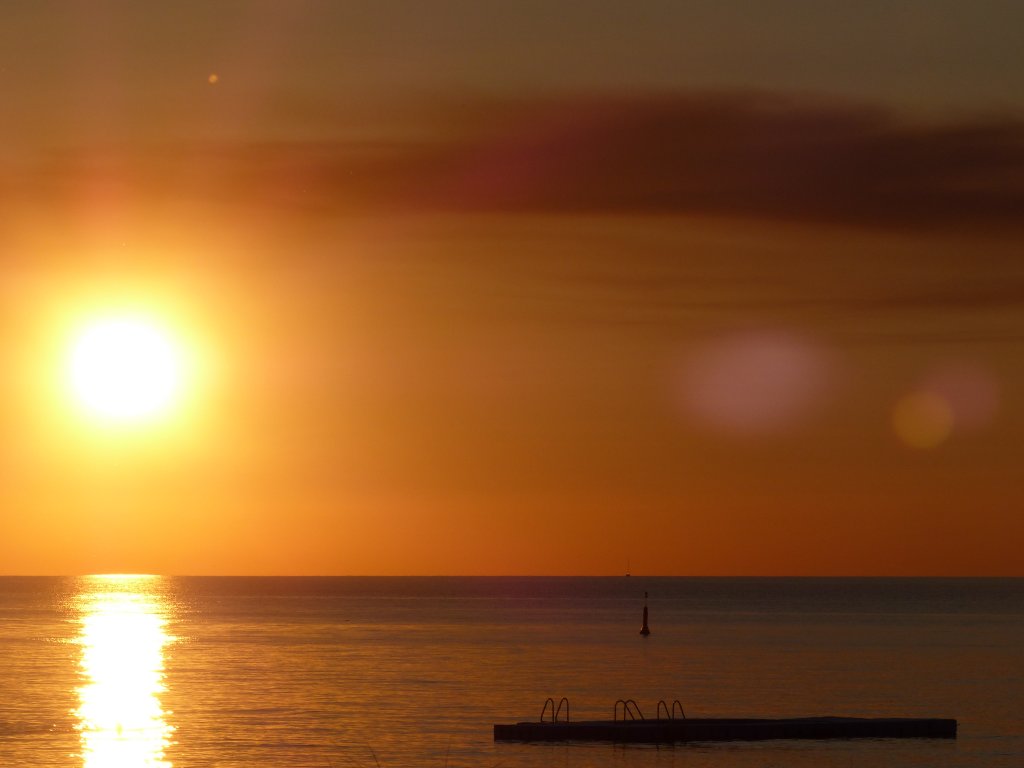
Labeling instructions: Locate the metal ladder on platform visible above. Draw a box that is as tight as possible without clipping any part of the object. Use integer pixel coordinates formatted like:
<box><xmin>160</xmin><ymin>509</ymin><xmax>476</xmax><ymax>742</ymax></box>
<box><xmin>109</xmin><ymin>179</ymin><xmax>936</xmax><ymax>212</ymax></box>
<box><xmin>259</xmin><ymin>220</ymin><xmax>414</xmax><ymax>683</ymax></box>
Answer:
<box><xmin>540</xmin><ymin>697</ymin><xmax>570</xmax><ymax>723</ymax></box>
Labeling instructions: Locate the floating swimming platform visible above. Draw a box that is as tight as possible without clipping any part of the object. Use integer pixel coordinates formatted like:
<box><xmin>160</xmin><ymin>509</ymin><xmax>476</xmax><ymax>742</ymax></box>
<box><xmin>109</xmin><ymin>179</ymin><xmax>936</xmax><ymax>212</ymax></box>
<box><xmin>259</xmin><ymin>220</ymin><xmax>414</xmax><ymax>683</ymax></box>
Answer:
<box><xmin>494</xmin><ymin>698</ymin><xmax>957</xmax><ymax>743</ymax></box>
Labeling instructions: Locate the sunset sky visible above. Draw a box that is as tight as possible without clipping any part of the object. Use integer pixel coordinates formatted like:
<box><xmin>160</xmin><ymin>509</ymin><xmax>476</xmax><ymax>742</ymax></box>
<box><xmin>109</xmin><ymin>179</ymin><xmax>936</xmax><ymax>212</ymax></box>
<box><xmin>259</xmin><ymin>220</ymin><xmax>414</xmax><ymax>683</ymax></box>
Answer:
<box><xmin>2</xmin><ymin>1</ymin><xmax>1022</xmax><ymax>575</ymax></box>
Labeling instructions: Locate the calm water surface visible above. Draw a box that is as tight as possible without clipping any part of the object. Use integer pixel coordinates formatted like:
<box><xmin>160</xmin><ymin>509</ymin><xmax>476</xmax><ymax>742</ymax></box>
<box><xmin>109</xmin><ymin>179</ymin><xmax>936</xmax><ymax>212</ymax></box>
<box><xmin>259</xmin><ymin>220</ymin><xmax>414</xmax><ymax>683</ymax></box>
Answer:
<box><xmin>0</xmin><ymin>577</ymin><xmax>1021</xmax><ymax>767</ymax></box>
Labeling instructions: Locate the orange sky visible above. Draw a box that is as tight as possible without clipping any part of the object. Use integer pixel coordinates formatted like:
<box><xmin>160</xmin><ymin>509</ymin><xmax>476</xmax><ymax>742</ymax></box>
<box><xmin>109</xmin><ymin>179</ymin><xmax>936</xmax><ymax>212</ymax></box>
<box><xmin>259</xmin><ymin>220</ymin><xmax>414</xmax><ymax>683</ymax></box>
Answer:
<box><xmin>1</xmin><ymin>3</ymin><xmax>1023</xmax><ymax>575</ymax></box>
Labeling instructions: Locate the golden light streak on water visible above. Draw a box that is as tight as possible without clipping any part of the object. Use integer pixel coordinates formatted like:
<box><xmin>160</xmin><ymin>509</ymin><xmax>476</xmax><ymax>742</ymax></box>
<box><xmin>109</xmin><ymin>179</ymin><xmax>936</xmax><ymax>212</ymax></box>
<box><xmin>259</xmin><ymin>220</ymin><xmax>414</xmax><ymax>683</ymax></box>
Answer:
<box><xmin>75</xmin><ymin>575</ymin><xmax>174</xmax><ymax>768</ymax></box>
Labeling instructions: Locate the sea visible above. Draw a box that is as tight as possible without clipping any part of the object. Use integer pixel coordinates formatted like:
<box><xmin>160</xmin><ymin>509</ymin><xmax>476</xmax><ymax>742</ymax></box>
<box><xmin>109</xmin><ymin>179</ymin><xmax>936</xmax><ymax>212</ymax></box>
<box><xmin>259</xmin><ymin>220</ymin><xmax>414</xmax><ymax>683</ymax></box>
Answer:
<box><xmin>0</xmin><ymin>576</ymin><xmax>1021</xmax><ymax>768</ymax></box>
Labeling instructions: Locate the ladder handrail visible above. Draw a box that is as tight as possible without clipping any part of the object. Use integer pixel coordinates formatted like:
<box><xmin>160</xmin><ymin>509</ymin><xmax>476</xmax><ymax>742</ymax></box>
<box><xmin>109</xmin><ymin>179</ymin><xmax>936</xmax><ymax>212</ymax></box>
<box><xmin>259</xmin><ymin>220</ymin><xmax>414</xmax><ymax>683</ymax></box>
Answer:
<box><xmin>655</xmin><ymin>699</ymin><xmax>686</xmax><ymax>719</ymax></box>
<box><xmin>555</xmin><ymin>697</ymin><xmax>570</xmax><ymax>723</ymax></box>
<box><xmin>614</xmin><ymin>699</ymin><xmax>645</xmax><ymax>721</ymax></box>
<box><xmin>540</xmin><ymin>697</ymin><xmax>556</xmax><ymax>723</ymax></box>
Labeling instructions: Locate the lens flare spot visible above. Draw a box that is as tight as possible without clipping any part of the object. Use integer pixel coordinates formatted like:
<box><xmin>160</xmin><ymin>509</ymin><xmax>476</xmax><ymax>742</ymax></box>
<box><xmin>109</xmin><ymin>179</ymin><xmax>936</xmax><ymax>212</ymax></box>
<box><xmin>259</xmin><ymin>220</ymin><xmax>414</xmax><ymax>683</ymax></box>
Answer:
<box><xmin>676</xmin><ymin>331</ymin><xmax>832</xmax><ymax>435</ymax></box>
<box><xmin>892</xmin><ymin>391</ymin><xmax>953</xmax><ymax>449</ymax></box>
<box><xmin>923</xmin><ymin>361</ymin><xmax>999</xmax><ymax>431</ymax></box>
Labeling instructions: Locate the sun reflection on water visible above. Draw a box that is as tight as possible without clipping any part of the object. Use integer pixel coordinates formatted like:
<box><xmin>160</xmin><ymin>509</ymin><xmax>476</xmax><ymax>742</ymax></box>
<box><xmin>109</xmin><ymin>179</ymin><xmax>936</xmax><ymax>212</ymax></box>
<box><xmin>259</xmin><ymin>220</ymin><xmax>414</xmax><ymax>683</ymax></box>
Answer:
<box><xmin>75</xmin><ymin>575</ymin><xmax>174</xmax><ymax>768</ymax></box>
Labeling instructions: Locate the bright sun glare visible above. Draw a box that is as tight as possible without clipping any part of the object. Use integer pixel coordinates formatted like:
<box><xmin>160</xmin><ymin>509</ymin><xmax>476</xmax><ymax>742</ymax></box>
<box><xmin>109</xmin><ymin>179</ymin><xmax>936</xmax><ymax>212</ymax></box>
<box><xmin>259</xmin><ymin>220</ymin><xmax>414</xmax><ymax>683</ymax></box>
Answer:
<box><xmin>69</xmin><ymin>318</ymin><xmax>183</xmax><ymax>422</ymax></box>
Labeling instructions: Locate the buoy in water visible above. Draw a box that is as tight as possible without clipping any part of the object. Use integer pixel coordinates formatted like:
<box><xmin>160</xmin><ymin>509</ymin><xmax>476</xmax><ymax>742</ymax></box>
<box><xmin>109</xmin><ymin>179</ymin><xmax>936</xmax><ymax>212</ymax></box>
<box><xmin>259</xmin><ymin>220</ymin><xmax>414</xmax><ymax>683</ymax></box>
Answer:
<box><xmin>640</xmin><ymin>591</ymin><xmax>651</xmax><ymax>636</ymax></box>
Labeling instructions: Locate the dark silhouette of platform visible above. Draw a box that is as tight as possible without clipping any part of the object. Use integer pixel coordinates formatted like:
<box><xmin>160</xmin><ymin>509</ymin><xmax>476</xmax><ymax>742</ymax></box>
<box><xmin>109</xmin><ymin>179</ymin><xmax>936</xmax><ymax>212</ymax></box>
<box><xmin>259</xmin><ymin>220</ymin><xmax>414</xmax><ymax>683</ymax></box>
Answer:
<box><xmin>494</xmin><ymin>716</ymin><xmax>957</xmax><ymax>743</ymax></box>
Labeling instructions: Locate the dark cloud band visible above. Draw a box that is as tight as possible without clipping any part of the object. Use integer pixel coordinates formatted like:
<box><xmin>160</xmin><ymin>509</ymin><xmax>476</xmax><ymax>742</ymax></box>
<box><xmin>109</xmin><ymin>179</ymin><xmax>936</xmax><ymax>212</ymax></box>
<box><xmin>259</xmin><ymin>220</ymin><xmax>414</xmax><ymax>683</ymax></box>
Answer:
<box><xmin>11</xmin><ymin>91</ymin><xmax>1024</xmax><ymax>230</ymax></box>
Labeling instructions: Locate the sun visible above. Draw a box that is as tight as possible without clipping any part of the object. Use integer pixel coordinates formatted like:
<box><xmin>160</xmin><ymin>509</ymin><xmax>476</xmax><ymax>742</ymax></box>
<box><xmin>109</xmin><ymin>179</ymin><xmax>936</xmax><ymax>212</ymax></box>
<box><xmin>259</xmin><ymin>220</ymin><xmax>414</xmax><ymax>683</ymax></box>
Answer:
<box><xmin>69</xmin><ymin>317</ymin><xmax>183</xmax><ymax>422</ymax></box>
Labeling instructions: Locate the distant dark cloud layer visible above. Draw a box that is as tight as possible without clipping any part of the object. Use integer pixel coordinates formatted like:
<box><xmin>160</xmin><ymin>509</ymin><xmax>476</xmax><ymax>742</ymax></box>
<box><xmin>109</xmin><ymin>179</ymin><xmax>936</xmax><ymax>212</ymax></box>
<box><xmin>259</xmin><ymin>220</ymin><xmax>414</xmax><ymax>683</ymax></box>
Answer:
<box><xmin>21</xmin><ymin>92</ymin><xmax>1024</xmax><ymax>229</ymax></box>
<box><xmin>420</xmin><ymin>94</ymin><xmax>1024</xmax><ymax>228</ymax></box>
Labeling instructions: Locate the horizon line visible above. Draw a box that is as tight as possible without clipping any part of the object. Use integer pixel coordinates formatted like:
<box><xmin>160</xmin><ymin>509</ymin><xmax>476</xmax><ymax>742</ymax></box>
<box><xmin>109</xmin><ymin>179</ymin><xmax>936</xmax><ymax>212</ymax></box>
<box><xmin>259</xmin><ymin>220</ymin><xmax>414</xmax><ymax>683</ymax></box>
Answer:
<box><xmin>2</xmin><ymin>573</ymin><xmax>1021</xmax><ymax>579</ymax></box>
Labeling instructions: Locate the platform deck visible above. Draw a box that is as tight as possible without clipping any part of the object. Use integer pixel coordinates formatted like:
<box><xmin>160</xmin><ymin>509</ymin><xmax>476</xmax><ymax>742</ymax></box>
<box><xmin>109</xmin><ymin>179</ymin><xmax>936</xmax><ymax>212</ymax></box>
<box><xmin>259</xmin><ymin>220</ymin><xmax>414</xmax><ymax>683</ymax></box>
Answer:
<box><xmin>494</xmin><ymin>716</ymin><xmax>957</xmax><ymax>743</ymax></box>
